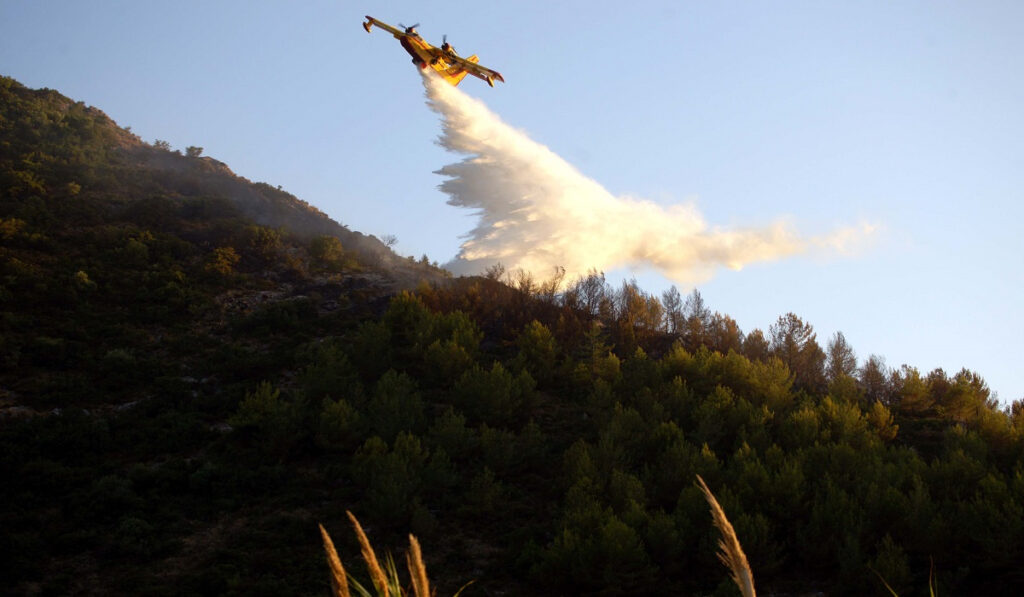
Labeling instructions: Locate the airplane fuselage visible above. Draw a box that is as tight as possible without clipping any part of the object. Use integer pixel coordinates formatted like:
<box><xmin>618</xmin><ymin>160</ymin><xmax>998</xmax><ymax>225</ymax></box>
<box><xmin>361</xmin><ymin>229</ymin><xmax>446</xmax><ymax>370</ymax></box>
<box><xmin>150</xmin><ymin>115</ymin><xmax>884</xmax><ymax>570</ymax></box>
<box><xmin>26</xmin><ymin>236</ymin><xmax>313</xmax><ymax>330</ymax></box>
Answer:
<box><xmin>363</xmin><ymin>16</ymin><xmax>502</xmax><ymax>87</ymax></box>
<box><xmin>398</xmin><ymin>33</ymin><xmax>431</xmax><ymax>68</ymax></box>
<box><xmin>393</xmin><ymin>31</ymin><xmax>474</xmax><ymax>85</ymax></box>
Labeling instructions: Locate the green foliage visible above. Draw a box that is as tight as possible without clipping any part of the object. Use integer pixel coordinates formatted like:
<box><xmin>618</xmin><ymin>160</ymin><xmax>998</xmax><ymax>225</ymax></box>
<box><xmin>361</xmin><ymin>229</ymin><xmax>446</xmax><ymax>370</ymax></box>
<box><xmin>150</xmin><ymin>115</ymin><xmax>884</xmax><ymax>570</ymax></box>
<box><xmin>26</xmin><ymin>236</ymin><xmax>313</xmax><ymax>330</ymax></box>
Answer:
<box><xmin>349</xmin><ymin>320</ymin><xmax>393</xmax><ymax>379</ymax></box>
<box><xmin>867</xmin><ymin>400</ymin><xmax>899</xmax><ymax>442</ymax></box>
<box><xmin>367</xmin><ymin>370</ymin><xmax>425</xmax><ymax>443</ymax></box>
<box><xmin>309</xmin><ymin>234</ymin><xmax>357</xmax><ymax>271</ymax></box>
<box><xmin>243</xmin><ymin>224</ymin><xmax>282</xmax><ymax>262</ymax></box>
<box><xmin>819</xmin><ymin>395</ymin><xmax>871</xmax><ymax>446</ymax></box>
<box><xmin>427</xmin><ymin>407</ymin><xmax>476</xmax><ymax>462</ymax></box>
<box><xmin>871</xmin><ymin>535</ymin><xmax>913</xmax><ymax>595</ymax></box>
<box><xmin>352</xmin><ymin>433</ymin><xmax>428</xmax><ymax>526</ymax></box>
<box><xmin>299</xmin><ymin>339</ymin><xmax>362</xmax><ymax>403</ymax></box>
<box><xmin>460</xmin><ymin>467</ymin><xmax>508</xmax><ymax>518</ymax></box>
<box><xmin>205</xmin><ymin>245</ymin><xmax>240</xmax><ymax>276</ymax></box>
<box><xmin>423</xmin><ymin>337</ymin><xmax>475</xmax><ymax>387</ymax></box>
<box><xmin>770</xmin><ymin>312</ymin><xmax>826</xmax><ymax>394</ymax></box>
<box><xmin>511</xmin><ymin>320</ymin><xmax>559</xmax><ymax>386</ymax></box>
<box><xmin>540</xmin><ymin>512</ymin><xmax>657</xmax><ymax>595</ymax></box>
<box><xmin>229</xmin><ymin>381</ymin><xmax>305</xmax><ymax>460</ymax></box>
<box><xmin>453</xmin><ymin>361</ymin><xmax>536</xmax><ymax>428</ymax></box>
<box><xmin>234</xmin><ymin>296</ymin><xmax>318</xmax><ymax>336</ymax></box>
<box><xmin>4</xmin><ymin>74</ymin><xmax>1023</xmax><ymax>597</ymax></box>
<box><xmin>316</xmin><ymin>397</ymin><xmax>362</xmax><ymax>451</ymax></box>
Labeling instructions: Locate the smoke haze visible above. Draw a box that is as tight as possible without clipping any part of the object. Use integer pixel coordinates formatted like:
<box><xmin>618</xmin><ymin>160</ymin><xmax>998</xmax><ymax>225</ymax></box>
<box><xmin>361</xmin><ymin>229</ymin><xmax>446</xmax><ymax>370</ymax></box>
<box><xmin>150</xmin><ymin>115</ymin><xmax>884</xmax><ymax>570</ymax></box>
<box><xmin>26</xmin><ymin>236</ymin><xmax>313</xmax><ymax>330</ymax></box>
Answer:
<box><xmin>423</xmin><ymin>73</ymin><xmax>872</xmax><ymax>285</ymax></box>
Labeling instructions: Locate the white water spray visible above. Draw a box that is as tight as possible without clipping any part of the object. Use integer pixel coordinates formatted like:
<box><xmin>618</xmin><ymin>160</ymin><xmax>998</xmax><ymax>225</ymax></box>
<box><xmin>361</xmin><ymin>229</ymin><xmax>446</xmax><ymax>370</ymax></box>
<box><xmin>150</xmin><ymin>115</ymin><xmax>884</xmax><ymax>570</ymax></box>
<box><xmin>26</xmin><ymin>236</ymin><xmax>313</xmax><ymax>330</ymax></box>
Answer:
<box><xmin>423</xmin><ymin>73</ymin><xmax>873</xmax><ymax>284</ymax></box>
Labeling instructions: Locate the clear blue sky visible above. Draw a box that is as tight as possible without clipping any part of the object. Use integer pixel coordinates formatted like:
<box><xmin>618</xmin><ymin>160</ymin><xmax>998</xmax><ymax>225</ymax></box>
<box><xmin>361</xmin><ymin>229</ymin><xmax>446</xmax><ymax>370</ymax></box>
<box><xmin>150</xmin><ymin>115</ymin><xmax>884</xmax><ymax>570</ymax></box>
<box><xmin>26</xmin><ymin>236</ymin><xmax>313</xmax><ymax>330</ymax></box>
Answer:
<box><xmin>3</xmin><ymin>1</ymin><xmax>1022</xmax><ymax>403</ymax></box>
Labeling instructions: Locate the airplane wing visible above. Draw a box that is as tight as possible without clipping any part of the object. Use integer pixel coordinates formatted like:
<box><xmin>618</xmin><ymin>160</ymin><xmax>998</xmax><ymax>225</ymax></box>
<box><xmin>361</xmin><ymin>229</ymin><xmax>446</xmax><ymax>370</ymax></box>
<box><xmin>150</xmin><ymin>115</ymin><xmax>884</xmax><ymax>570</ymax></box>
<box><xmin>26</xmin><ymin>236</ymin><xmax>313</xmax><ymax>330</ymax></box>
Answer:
<box><xmin>363</xmin><ymin>16</ymin><xmax>404</xmax><ymax>37</ymax></box>
<box><xmin>449</xmin><ymin>53</ymin><xmax>505</xmax><ymax>83</ymax></box>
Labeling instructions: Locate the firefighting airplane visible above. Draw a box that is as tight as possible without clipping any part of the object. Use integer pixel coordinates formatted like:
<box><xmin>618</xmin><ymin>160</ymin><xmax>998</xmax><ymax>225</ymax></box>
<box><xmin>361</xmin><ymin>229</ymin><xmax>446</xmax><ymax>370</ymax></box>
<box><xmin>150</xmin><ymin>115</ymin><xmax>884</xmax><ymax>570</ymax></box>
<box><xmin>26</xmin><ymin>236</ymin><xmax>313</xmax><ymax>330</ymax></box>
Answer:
<box><xmin>362</xmin><ymin>16</ymin><xmax>505</xmax><ymax>87</ymax></box>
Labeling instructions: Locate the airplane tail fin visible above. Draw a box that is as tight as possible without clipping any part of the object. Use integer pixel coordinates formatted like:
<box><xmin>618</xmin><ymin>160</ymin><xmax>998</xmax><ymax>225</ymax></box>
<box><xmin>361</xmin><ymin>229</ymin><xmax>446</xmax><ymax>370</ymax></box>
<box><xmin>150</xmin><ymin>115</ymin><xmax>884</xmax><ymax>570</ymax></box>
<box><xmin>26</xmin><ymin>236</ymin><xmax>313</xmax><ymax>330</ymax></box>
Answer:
<box><xmin>445</xmin><ymin>69</ymin><xmax>471</xmax><ymax>86</ymax></box>
<box><xmin>439</xmin><ymin>55</ymin><xmax>480</xmax><ymax>87</ymax></box>
<box><xmin>440</xmin><ymin>55</ymin><xmax>477</xmax><ymax>86</ymax></box>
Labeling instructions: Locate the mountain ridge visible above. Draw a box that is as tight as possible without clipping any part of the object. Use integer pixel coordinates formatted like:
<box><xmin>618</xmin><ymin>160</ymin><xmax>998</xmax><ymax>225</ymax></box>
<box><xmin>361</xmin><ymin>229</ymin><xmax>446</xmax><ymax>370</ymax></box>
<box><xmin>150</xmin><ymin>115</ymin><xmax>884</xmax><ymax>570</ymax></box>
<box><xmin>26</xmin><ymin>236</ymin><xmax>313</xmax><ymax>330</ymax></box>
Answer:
<box><xmin>1</xmin><ymin>74</ymin><xmax>441</xmax><ymax>284</ymax></box>
<box><xmin>0</xmin><ymin>73</ymin><xmax>445</xmax><ymax>416</ymax></box>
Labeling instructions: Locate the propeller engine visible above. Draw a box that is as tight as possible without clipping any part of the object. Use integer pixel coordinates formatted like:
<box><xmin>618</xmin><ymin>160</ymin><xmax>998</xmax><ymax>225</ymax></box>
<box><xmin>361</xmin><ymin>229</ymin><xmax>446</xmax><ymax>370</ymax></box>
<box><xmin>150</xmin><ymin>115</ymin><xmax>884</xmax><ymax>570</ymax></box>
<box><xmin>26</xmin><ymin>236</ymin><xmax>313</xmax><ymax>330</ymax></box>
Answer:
<box><xmin>399</xmin><ymin>22</ymin><xmax>420</xmax><ymax>34</ymax></box>
<box><xmin>441</xmin><ymin>34</ymin><xmax>455</xmax><ymax>55</ymax></box>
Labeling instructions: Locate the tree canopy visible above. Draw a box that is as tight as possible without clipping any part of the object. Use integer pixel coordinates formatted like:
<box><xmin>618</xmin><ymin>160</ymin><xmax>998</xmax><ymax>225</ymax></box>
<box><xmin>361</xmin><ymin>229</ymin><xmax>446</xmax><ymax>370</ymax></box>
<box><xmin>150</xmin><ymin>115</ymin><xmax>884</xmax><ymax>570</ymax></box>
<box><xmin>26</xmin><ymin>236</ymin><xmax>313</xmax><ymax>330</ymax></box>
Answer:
<box><xmin>2</xmin><ymin>75</ymin><xmax>1022</xmax><ymax>596</ymax></box>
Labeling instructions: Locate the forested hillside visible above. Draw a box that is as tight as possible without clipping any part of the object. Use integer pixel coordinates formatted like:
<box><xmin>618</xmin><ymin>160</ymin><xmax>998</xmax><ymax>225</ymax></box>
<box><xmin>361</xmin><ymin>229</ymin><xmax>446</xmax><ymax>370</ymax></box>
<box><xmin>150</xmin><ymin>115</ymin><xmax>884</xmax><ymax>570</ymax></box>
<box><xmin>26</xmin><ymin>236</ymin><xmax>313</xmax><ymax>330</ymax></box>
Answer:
<box><xmin>2</xmin><ymin>76</ymin><xmax>1022</xmax><ymax>596</ymax></box>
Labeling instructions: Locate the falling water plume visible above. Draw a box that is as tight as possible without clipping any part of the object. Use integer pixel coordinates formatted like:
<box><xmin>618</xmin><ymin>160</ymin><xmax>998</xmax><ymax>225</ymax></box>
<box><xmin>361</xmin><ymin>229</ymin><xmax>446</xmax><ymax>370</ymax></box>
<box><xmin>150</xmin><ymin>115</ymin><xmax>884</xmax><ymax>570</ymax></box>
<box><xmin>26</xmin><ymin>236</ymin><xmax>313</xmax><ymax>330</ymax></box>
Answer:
<box><xmin>422</xmin><ymin>72</ymin><xmax>873</xmax><ymax>285</ymax></box>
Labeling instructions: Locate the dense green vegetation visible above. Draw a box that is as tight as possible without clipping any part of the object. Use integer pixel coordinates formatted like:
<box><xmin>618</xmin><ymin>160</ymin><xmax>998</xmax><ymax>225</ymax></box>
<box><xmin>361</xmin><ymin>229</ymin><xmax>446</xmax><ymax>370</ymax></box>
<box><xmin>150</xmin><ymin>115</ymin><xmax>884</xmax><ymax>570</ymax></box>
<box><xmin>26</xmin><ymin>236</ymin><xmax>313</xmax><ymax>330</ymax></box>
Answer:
<box><xmin>3</xmin><ymin>75</ymin><xmax>1023</xmax><ymax>596</ymax></box>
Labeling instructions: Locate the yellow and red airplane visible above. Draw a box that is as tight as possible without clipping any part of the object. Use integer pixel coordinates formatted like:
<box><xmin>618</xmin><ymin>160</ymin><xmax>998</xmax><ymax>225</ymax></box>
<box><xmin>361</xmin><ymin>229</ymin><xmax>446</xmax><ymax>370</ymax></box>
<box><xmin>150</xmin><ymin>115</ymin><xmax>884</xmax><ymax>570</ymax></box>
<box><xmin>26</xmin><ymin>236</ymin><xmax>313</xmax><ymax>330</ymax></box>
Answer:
<box><xmin>362</xmin><ymin>16</ymin><xmax>505</xmax><ymax>87</ymax></box>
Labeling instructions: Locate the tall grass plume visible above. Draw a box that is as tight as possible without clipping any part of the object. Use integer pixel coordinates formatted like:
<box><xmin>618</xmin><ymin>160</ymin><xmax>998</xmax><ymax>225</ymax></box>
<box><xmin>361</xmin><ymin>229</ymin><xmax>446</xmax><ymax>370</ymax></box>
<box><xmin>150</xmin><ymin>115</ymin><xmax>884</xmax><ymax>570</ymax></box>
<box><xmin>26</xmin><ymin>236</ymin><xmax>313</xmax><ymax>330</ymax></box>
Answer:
<box><xmin>319</xmin><ymin>522</ymin><xmax>351</xmax><ymax>597</ymax></box>
<box><xmin>696</xmin><ymin>474</ymin><xmax>757</xmax><ymax>597</ymax></box>
<box><xmin>321</xmin><ymin>510</ymin><xmax>472</xmax><ymax>597</ymax></box>
<box><xmin>347</xmin><ymin>510</ymin><xmax>391</xmax><ymax>597</ymax></box>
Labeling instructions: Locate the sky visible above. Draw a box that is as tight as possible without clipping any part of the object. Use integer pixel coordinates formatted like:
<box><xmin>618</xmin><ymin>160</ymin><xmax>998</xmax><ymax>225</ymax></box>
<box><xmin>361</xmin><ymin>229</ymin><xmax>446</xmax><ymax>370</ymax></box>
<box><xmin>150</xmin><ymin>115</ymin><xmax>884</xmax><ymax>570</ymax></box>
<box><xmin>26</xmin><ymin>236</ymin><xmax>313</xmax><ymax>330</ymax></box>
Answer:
<box><xmin>2</xmin><ymin>1</ymin><xmax>1022</xmax><ymax>403</ymax></box>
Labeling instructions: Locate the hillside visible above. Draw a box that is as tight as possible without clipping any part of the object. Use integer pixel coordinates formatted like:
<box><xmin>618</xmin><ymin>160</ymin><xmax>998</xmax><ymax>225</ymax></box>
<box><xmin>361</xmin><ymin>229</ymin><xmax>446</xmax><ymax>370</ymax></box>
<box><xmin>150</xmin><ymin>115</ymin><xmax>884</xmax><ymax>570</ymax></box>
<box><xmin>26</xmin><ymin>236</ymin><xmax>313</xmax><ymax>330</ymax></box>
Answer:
<box><xmin>2</xmin><ymin>76</ymin><xmax>1023</xmax><ymax>596</ymax></box>
<box><xmin>0</xmin><ymin>74</ymin><xmax>448</xmax><ymax>408</ymax></box>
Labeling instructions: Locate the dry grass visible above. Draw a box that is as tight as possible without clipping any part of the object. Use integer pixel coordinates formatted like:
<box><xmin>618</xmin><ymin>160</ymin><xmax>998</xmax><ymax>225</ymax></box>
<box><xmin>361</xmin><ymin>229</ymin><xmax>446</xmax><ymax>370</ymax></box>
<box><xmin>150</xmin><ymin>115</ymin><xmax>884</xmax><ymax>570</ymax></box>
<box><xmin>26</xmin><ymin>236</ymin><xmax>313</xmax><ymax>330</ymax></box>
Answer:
<box><xmin>406</xmin><ymin>534</ymin><xmax>430</xmax><ymax>597</ymax></box>
<box><xmin>321</xmin><ymin>510</ymin><xmax>461</xmax><ymax>597</ymax></box>
<box><xmin>347</xmin><ymin>510</ymin><xmax>390</xmax><ymax>597</ymax></box>
<box><xmin>696</xmin><ymin>474</ymin><xmax>757</xmax><ymax>597</ymax></box>
<box><xmin>325</xmin><ymin>484</ymin><xmax>757</xmax><ymax>597</ymax></box>
<box><xmin>322</xmin><ymin>481</ymin><xmax>941</xmax><ymax>597</ymax></box>
<box><xmin>319</xmin><ymin>522</ymin><xmax>350</xmax><ymax>597</ymax></box>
